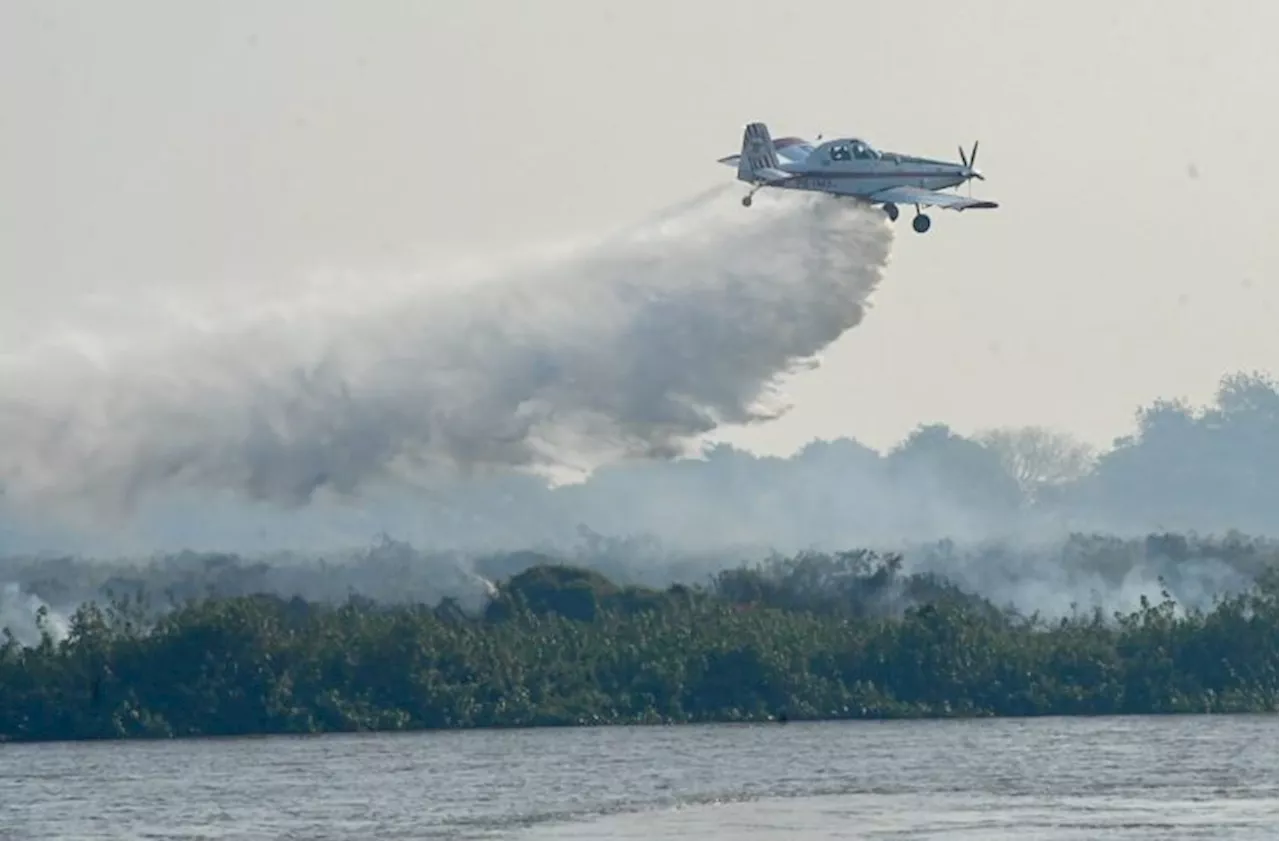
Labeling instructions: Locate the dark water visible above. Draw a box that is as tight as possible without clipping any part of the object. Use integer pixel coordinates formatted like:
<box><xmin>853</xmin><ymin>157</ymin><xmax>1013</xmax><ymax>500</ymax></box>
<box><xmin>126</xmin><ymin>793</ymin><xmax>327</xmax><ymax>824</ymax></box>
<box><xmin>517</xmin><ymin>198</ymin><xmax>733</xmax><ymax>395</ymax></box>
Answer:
<box><xmin>1</xmin><ymin>715</ymin><xmax>1275</xmax><ymax>839</ymax></box>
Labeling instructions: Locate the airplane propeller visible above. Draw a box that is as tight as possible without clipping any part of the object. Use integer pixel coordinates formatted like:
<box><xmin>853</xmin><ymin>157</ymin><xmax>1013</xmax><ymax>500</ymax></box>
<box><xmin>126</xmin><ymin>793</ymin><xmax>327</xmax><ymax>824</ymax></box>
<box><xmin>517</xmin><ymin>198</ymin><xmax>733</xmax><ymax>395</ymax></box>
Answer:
<box><xmin>958</xmin><ymin>140</ymin><xmax>984</xmax><ymax>180</ymax></box>
<box><xmin>958</xmin><ymin>140</ymin><xmax>983</xmax><ymax>196</ymax></box>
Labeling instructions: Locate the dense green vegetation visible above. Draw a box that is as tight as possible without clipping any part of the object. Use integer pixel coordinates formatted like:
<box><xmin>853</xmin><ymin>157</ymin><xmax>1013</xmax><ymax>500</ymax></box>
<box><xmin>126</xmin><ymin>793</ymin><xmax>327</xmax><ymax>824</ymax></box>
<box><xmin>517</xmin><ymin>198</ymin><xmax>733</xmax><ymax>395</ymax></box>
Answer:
<box><xmin>2</xmin><ymin>548</ymin><xmax>1275</xmax><ymax>743</ymax></box>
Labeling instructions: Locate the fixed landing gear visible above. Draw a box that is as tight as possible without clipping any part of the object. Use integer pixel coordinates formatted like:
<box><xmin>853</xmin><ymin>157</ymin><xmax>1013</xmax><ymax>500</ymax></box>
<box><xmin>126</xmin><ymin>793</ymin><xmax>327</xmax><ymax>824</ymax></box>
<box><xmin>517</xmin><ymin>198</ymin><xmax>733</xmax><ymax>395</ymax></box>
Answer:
<box><xmin>741</xmin><ymin>194</ymin><xmax>753</xmax><ymax>207</ymax></box>
<box><xmin>882</xmin><ymin>201</ymin><xmax>931</xmax><ymax>233</ymax></box>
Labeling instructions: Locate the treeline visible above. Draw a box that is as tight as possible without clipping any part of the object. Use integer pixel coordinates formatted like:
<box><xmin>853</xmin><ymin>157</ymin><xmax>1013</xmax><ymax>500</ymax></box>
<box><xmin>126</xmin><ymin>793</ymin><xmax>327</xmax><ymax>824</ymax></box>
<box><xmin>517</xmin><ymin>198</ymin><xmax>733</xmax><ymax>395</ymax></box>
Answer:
<box><xmin>557</xmin><ymin>370</ymin><xmax>1279</xmax><ymax>546</ymax></box>
<box><xmin>2</xmin><ymin>550</ymin><xmax>1275</xmax><ymax>742</ymax></box>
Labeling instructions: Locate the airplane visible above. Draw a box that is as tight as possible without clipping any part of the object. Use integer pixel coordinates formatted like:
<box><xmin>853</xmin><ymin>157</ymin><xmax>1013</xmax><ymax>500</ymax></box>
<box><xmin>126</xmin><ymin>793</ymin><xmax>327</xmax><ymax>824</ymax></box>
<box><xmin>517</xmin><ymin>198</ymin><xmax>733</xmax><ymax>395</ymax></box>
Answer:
<box><xmin>717</xmin><ymin>122</ymin><xmax>998</xmax><ymax>233</ymax></box>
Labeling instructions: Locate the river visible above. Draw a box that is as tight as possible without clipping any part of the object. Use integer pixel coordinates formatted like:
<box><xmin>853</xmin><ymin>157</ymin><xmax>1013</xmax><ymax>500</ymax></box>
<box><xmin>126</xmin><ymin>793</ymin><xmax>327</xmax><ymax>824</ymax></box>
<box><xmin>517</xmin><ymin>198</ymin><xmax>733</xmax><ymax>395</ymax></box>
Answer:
<box><xmin>1</xmin><ymin>715</ymin><xmax>1275</xmax><ymax>839</ymax></box>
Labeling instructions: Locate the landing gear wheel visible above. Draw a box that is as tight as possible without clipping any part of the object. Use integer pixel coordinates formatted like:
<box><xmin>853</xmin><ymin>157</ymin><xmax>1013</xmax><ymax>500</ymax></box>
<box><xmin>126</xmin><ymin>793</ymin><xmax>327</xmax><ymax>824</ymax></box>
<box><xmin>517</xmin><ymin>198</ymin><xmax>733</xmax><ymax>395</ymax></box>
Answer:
<box><xmin>912</xmin><ymin>213</ymin><xmax>931</xmax><ymax>233</ymax></box>
<box><xmin>883</xmin><ymin>202</ymin><xmax>899</xmax><ymax>222</ymax></box>
<box><xmin>742</xmin><ymin>195</ymin><xmax>753</xmax><ymax>208</ymax></box>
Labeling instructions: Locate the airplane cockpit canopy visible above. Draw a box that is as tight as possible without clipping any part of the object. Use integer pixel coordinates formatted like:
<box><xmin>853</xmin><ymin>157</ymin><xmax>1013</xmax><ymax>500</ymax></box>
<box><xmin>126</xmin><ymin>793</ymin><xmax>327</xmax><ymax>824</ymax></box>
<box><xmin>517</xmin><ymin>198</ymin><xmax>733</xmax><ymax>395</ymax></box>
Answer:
<box><xmin>827</xmin><ymin>138</ymin><xmax>881</xmax><ymax>162</ymax></box>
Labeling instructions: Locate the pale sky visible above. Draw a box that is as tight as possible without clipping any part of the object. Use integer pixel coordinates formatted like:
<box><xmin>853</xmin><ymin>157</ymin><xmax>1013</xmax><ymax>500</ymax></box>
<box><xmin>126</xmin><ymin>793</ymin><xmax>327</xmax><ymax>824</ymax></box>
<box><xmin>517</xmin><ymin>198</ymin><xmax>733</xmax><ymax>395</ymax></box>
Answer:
<box><xmin>2</xmin><ymin>0</ymin><xmax>1276</xmax><ymax>456</ymax></box>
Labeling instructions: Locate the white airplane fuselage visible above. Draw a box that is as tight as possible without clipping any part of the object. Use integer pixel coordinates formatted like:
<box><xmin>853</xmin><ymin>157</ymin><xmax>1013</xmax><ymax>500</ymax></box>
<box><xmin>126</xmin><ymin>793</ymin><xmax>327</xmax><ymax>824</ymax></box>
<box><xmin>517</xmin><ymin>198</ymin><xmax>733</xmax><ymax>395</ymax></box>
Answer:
<box><xmin>758</xmin><ymin>155</ymin><xmax>969</xmax><ymax>199</ymax></box>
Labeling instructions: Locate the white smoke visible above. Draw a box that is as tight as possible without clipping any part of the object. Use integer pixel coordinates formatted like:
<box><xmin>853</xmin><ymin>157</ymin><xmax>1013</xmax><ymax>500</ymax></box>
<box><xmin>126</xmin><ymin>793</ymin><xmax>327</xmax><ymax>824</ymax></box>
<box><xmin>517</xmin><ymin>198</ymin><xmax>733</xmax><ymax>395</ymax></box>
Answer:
<box><xmin>0</xmin><ymin>582</ymin><xmax>70</xmax><ymax>646</ymax></box>
<box><xmin>0</xmin><ymin>188</ymin><xmax>893</xmax><ymax>518</ymax></box>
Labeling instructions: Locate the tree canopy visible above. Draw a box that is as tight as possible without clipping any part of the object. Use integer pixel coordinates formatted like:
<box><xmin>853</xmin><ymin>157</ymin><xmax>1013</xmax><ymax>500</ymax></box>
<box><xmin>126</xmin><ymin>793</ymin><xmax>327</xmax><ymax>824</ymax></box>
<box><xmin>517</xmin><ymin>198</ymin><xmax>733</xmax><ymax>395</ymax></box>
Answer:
<box><xmin>2</xmin><ymin>544</ymin><xmax>1274</xmax><ymax>743</ymax></box>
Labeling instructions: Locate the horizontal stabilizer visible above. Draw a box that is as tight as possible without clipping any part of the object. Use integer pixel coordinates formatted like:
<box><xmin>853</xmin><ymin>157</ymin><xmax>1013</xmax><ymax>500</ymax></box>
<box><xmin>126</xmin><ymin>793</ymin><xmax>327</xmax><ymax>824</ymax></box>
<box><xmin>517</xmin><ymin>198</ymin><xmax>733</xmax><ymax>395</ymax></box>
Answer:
<box><xmin>752</xmin><ymin>167</ymin><xmax>796</xmax><ymax>184</ymax></box>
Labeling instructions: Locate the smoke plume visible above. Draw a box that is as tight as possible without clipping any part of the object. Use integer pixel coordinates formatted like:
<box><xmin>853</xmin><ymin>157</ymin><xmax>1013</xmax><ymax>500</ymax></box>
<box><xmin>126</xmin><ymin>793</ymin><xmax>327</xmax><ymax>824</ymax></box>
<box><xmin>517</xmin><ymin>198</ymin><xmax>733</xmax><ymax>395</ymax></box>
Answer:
<box><xmin>0</xmin><ymin>189</ymin><xmax>893</xmax><ymax>516</ymax></box>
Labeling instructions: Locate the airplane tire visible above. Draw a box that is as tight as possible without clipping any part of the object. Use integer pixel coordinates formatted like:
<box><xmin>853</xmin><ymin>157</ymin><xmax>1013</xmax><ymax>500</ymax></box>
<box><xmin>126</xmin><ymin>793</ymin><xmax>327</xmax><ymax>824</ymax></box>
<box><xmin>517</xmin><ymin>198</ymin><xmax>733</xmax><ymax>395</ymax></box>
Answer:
<box><xmin>912</xmin><ymin>213</ymin><xmax>931</xmax><ymax>233</ymax></box>
<box><xmin>742</xmin><ymin>195</ymin><xmax>753</xmax><ymax>208</ymax></box>
<box><xmin>883</xmin><ymin>203</ymin><xmax>899</xmax><ymax>222</ymax></box>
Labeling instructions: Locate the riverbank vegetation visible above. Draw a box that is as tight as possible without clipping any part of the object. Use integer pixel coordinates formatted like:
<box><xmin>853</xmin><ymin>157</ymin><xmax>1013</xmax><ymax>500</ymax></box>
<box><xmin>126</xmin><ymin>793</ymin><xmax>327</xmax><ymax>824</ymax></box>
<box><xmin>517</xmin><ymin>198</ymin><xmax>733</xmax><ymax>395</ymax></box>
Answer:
<box><xmin>2</xmin><ymin>545</ymin><xmax>1275</xmax><ymax>743</ymax></box>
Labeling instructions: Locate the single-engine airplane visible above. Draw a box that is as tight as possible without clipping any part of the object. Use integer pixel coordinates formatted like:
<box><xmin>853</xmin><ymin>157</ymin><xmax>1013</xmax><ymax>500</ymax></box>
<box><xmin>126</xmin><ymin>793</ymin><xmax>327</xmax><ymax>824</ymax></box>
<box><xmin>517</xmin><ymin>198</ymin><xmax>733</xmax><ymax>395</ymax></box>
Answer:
<box><xmin>717</xmin><ymin>122</ymin><xmax>998</xmax><ymax>233</ymax></box>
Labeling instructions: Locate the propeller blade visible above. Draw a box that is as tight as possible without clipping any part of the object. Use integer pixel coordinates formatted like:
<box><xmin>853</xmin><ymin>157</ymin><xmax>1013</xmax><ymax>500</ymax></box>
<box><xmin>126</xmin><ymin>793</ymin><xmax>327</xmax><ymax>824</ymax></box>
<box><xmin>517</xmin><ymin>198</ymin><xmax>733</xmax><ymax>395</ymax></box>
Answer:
<box><xmin>970</xmin><ymin>140</ymin><xmax>979</xmax><ymax>168</ymax></box>
<box><xmin>958</xmin><ymin>144</ymin><xmax>968</xmax><ymax>168</ymax></box>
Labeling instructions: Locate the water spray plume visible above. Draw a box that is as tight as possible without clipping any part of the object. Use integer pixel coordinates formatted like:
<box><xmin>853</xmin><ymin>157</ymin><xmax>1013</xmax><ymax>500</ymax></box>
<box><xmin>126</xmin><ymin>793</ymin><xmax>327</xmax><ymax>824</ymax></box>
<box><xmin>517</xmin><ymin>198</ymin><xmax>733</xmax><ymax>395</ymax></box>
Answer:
<box><xmin>0</xmin><ymin>189</ymin><xmax>893</xmax><ymax>519</ymax></box>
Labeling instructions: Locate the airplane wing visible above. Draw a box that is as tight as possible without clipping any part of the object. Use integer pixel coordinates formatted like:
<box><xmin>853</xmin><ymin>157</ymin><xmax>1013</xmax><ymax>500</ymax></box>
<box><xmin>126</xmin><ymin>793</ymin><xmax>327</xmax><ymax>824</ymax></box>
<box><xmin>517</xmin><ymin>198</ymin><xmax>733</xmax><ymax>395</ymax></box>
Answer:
<box><xmin>869</xmin><ymin>185</ymin><xmax>998</xmax><ymax>211</ymax></box>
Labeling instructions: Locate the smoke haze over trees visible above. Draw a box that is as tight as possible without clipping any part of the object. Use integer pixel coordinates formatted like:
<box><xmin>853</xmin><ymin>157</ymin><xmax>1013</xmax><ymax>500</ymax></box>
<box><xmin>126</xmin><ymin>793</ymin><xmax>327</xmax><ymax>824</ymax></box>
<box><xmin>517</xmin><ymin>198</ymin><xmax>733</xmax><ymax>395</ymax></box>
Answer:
<box><xmin>2</xmin><ymin>369</ymin><xmax>1275</xmax><ymax>561</ymax></box>
<box><xmin>0</xmin><ymin>370</ymin><xmax>1275</xmax><ymax>645</ymax></box>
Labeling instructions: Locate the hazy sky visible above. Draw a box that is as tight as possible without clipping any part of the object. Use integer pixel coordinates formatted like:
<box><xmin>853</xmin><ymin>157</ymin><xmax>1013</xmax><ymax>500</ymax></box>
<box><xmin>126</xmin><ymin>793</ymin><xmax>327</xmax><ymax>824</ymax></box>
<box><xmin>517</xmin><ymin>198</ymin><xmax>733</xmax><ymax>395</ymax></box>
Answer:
<box><xmin>2</xmin><ymin>0</ymin><xmax>1276</xmax><ymax>455</ymax></box>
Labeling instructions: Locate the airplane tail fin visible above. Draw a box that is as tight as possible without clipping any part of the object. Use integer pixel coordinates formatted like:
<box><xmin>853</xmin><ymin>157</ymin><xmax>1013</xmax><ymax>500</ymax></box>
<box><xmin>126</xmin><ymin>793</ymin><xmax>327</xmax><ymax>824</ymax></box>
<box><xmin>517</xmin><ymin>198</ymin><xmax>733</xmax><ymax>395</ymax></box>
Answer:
<box><xmin>736</xmin><ymin>122</ymin><xmax>780</xmax><ymax>182</ymax></box>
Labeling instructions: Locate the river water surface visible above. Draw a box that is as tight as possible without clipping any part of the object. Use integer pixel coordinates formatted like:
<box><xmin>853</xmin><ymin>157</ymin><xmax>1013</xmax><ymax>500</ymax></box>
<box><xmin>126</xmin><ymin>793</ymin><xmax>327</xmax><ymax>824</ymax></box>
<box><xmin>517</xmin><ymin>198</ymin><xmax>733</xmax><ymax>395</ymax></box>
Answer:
<box><xmin>1</xmin><ymin>715</ymin><xmax>1275</xmax><ymax>839</ymax></box>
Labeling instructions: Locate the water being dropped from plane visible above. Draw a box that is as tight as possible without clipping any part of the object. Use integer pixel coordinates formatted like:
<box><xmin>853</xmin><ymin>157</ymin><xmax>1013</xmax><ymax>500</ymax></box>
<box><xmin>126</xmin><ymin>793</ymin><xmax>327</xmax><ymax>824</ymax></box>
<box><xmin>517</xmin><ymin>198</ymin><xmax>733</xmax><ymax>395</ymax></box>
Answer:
<box><xmin>0</xmin><ymin>188</ymin><xmax>894</xmax><ymax>520</ymax></box>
